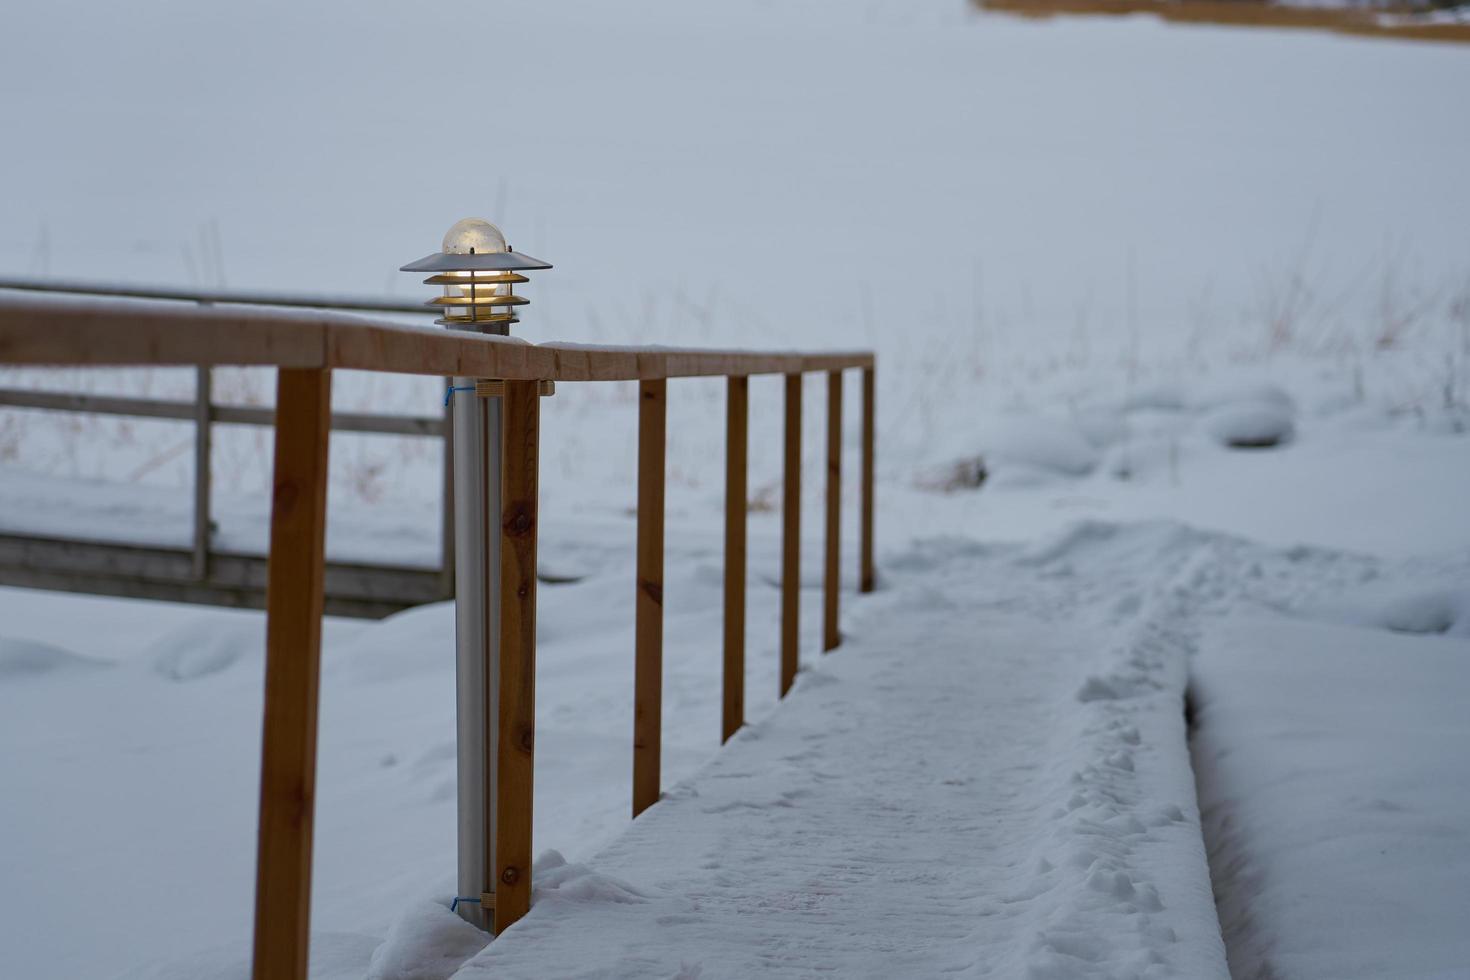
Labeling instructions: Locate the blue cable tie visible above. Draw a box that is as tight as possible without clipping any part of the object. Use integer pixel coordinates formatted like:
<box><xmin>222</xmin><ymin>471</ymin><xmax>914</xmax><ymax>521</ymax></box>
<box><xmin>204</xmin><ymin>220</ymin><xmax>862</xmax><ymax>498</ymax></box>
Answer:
<box><xmin>450</xmin><ymin>895</ymin><xmax>481</xmax><ymax>913</ymax></box>
<box><xmin>444</xmin><ymin>385</ymin><xmax>475</xmax><ymax>407</ymax></box>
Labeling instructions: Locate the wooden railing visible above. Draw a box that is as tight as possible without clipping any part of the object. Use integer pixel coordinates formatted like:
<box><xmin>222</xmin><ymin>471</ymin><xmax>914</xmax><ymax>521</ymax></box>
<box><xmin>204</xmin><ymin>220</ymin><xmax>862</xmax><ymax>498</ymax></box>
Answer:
<box><xmin>0</xmin><ymin>293</ymin><xmax>876</xmax><ymax>979</ymax></box>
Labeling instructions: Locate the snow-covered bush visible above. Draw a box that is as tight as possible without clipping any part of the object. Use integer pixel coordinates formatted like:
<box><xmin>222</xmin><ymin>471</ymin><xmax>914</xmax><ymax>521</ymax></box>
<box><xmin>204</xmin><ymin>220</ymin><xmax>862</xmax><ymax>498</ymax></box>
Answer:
<box><xmin>1202</xmin><ymin>402</ymin><xmax>1295</xmax><ymax>449</ymax></box>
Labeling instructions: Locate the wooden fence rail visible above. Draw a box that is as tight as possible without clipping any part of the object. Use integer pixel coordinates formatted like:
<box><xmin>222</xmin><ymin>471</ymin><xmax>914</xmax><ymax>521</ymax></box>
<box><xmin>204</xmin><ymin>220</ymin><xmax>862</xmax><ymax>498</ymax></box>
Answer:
<box><xmin>0</xmin><ymin>292</ymin><xmax>875</xmax><ymax>980</ymax></box>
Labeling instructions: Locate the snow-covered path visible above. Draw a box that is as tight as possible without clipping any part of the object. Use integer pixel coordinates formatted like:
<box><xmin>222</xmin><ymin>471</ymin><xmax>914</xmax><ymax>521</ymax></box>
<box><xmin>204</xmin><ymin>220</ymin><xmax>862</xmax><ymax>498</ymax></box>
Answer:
<box><xmin>5</xmin><ymin>508</ymin><xmax>1465</xmax><ymax>979</ymax></box>
<box><xmin>452</xmin><ymin>538</ymin><xmax>1229</xmax><ymax>980</ymax></box>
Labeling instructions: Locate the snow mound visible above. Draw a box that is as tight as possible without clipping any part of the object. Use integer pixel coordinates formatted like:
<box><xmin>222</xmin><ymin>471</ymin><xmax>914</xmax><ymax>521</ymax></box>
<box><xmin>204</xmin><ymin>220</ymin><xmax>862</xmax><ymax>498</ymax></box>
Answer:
<box><xmin>531</xmin><ymin>850</ymin><xmax>652</xmax><ymax>906</ymax></box>
<box><xmin>365</xmin><ymin>900</ymin><xmax>490</xmax><ymax>980</ymax></box>
<box><xmin>981</xmin><ymin>415</ymin><xmax>1101</xmax><ymax>480</ymax></box>
<box><xmin>0</xmin><ymin>636</ymin><xmax>109</xmax><ymax>679</ymax></box>
<box><xmin>1202</xmin><ymin>401</ymin><xmax>1295</xmax><ymax>449</ymax></box>
<box><xmin>536</xmin><ymin>555</ymin><xmax>594</xmax><ymax>584</ymax></box>
<box><xmin>1371</xmin><ymin>589</ymin><xmax>1470</xmax><ymax>637</ymax></box>
<box><xmin>149</xmin><ymin>618</ymin><xmax>265</xmax><ymax>681</ymax></box>
<box><xmin>1310</xmin><ymin>586</ymin><xmax>1470</xmax><ymax>638</ymax></box>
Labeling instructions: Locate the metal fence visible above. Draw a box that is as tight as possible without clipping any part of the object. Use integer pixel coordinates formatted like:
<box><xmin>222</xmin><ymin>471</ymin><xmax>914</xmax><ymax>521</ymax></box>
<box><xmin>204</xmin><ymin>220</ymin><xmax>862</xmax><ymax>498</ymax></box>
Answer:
<box><xmin>0</xmin><ymin>280</ymin><xmax>451</xmax><ymax>617</ymax></box>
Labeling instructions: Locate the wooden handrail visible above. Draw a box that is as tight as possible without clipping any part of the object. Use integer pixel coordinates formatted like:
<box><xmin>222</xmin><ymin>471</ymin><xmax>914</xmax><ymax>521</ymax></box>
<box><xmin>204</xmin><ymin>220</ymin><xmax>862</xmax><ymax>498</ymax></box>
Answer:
<box><xmin>0</xmin><ymin>294</ymin><xmax>874</xmax><ymax>377</ymax></box>
<box><xmin>0</xmin><ymin>291</ymin><xmax>877</xmax><ymax>978</ymax></box>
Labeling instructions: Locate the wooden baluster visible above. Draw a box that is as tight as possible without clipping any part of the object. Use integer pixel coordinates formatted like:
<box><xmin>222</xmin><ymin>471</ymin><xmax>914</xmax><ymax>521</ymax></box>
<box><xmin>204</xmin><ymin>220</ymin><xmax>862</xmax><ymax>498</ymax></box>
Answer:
<box><xmin>823</xmin><ymin>370</ymin><xmax>842</xmax><ymax>652</ymax></box>
<box><xmin>494</xmin><ymin>380</ymin><xmax>540</xmax><ymax>932</ymax></box>
<box><xmin>251</xmin><ymin>368</ymin><xmax>331</xmax><ymax>980</ymax></box>
<box><xmin>633</xmin><ymin>379</ymin><xmax>666</xmax><ymax>817</ymax></box>
<box><xmin>860</xmin><ymin>365</ymin><xmax>875</xmax><ymax>594</ymax></box>
<box><xmin>192</xmin><ymin>365</ymin><xmax>212</xmax><ymax>581</ymax></box>
<box><xmin>781</xmin><ymin>373</ymin><xmax>802</xmax><ymax>696</ymax></box>
<box><xmin>722</xmin><ymin>375</ymin><xmax>748</xmax><ymax>742</ymax></box>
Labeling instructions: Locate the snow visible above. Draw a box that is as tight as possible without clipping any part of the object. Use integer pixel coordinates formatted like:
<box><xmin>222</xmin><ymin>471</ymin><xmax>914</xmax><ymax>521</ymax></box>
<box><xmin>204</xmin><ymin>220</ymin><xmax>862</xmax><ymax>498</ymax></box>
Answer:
<box><xmin>364</xmin><ymin>903</ymin><xmax>489</xmax><ymax>980</ymax></box>
<box><xmin>891</xmin><ymin>409</ymin><xmax>1470</xmax><ymax>559</ymax></box>
<box><xmin>0</xmin><ymin>513</ymin><xmax>816</xmax><ymax>980</ymax></box>
<box><xmin>1</xmin><ymin>457</ymin><xmax>1467</xmax><ymax>980</ymax></box>
<box><xmin>454</xmin><ymin>535</ymin><xmax>1229</xmax><ymax>980</ymax></box>
<box><xmin>1192</xmin><ymin>615</ymin><xmax>1470</xmax><ymax>980</ymax></box>
<box><xmin>149</xmin><ymin>617</ymin><xmax>267</xmax><ymax>681</ymax></box>
<box><xmin>0</xmin><ymin>635</ymin><xmax>109</xmax><ymax>678</ymax></box>
<box><xmin>1201</xmin><ymin>402</ymin><xmax>1295</xmax><ymax>449</ymax></box>
<box><xmin>1018</xmin><ymin>522</ymin><xmax>1470</xmax><ymax>980</ymax></box>
<box><xmin>5</xmin><ymin>453</ymin><xmax>1466</xmax><ymax>978</ymax></box>
<box><xmin>112</xmin><ymin>938</ymin><xmax>383</xmax><ymax>980</ymax></box>
<box><xmin>1308</xmin><ymin>583</ymin><xmax>1470</xmax><ymax>637</ymax></box>
<box><xmin>981</xmin><ymin>415</ymin><xmax>1105</xmax><ymax>480</ymax></box>
<box><xmin>1</xmin><ymin>0</ymin><xmax>1469</xmax><ymax>976</ymax></box>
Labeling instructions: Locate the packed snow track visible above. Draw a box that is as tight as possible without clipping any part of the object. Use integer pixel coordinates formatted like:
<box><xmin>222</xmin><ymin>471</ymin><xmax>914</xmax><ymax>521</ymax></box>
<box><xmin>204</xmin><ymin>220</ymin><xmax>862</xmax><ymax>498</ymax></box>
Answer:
<box><xmin>450</xmin><ymin>532</ymin><xmax>1229</xmax><ymax>980</ymax></box>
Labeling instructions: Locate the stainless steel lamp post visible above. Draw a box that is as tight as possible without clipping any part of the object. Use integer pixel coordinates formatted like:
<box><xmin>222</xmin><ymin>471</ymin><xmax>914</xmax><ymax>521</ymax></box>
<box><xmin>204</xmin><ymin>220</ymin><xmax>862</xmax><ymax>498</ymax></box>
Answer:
<box><xmin>401</xmin><ymin>219</ymin><xmax>551</xmax><ymax>930</ymax></box>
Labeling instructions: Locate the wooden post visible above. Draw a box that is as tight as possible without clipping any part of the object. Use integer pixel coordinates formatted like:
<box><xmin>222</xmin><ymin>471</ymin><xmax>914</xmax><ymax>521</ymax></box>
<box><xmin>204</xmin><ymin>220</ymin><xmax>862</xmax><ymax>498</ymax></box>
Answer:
<box><xmin>192</xmin><ymin>365</ymin><xmax>212</xmax><ymax>581</ymax></box>
<box><xmin>633</xmin><ymin>379</ymin><xmax>666</xmax><ymax>817</ymax></box>
<box><xmin>722</xmin><ymin>375</ymin><xmax>748</xmax><ymax>743</ymax></box>
<box><xmin>781</xmin><ymin>373</ymin><xmax>801</xmax><ymax>696</ymax></box>
<box><xmin>494</xmin><ymin>380</ymin><xmax>540</xmax><ymax>932</ymax></box>
<box><xmin>251</xmin><ymin>368</ymin><xmax>332</xmax><ymax>980</ymax></box>
<box><xmin>823</xmin><ymin>370</ymin><xmax>842</xmax><ymax>652</ymax></box>
<box><xmin>860</xmin><ymin>365</ymin><xmax>875</xmax><ymax>594</ymax></box>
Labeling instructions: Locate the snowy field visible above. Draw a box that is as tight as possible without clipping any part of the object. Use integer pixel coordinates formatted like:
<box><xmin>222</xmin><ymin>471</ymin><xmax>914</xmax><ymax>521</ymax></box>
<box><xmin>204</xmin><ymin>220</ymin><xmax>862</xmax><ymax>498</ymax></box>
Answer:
<box><xmin>2</xmin><ymin>0</ymin><xmax>1470</xmax><ymax>977</ymax></box>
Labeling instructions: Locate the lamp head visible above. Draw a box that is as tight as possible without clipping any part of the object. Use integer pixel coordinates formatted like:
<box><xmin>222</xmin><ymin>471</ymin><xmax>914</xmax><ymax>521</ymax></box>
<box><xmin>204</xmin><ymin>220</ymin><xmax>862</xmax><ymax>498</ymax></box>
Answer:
<box><xmin>400</xmin><ymin>218</ymin><xmax>551</xmax><ymax>331</ymax></box>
